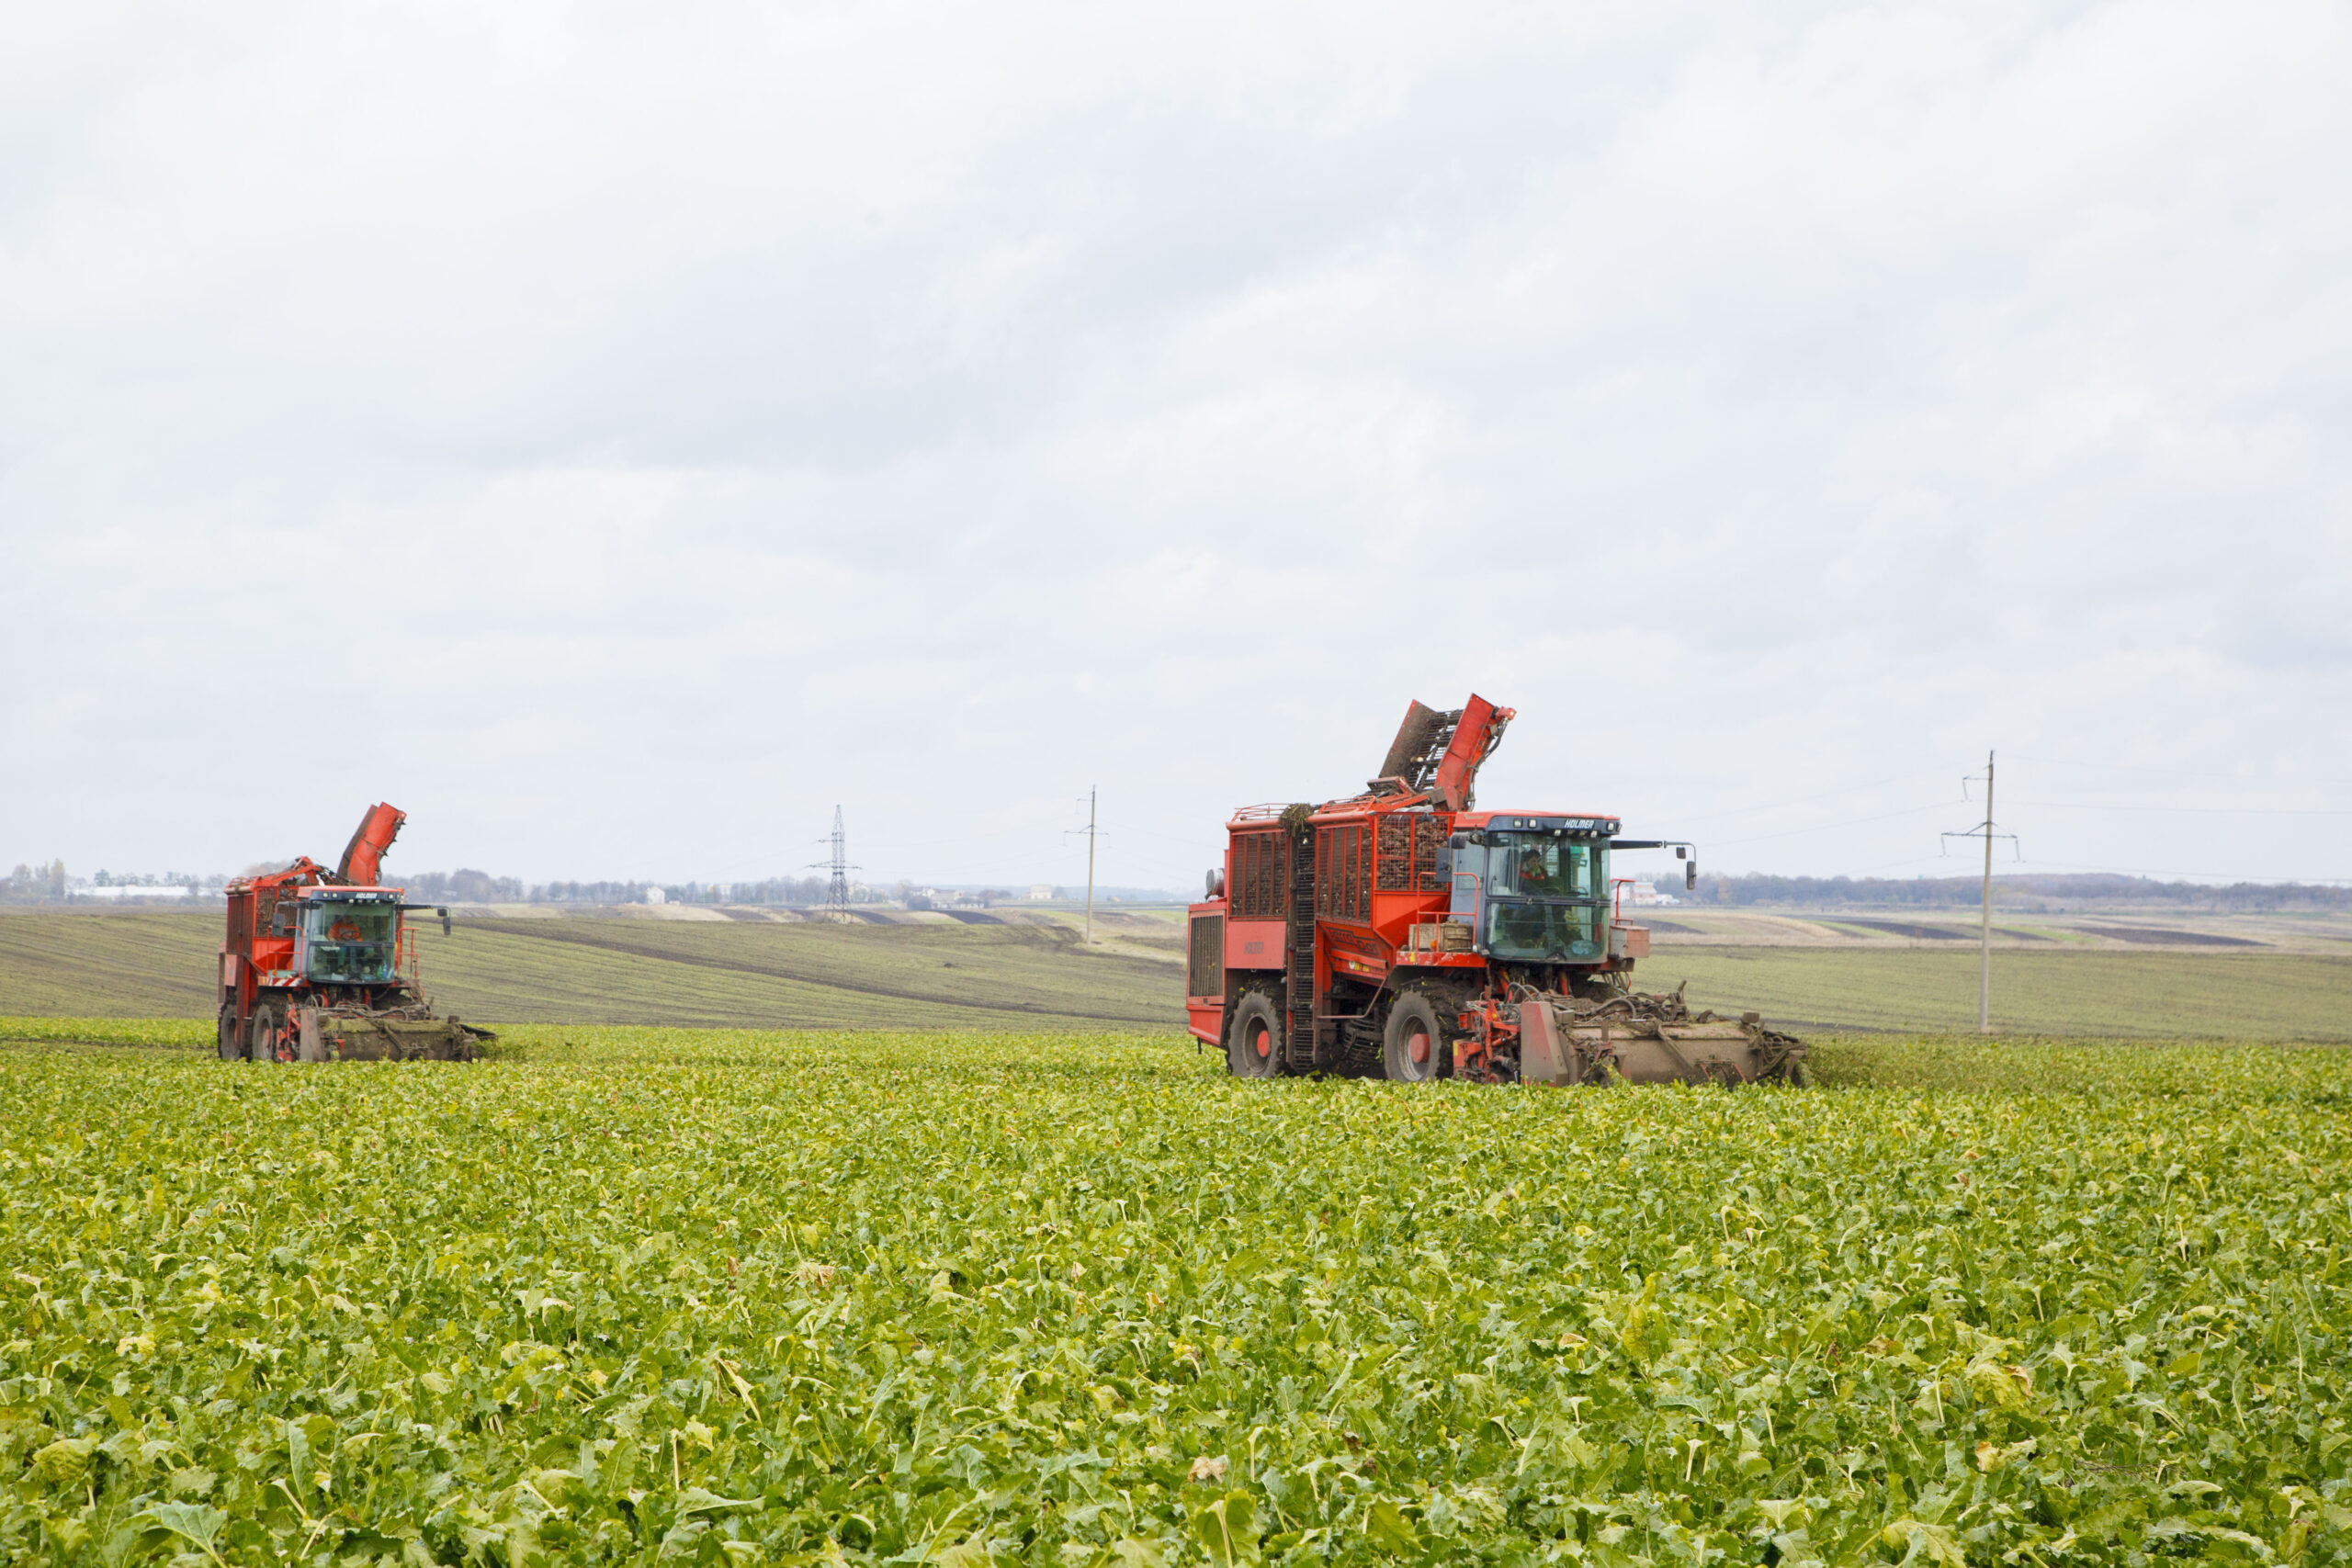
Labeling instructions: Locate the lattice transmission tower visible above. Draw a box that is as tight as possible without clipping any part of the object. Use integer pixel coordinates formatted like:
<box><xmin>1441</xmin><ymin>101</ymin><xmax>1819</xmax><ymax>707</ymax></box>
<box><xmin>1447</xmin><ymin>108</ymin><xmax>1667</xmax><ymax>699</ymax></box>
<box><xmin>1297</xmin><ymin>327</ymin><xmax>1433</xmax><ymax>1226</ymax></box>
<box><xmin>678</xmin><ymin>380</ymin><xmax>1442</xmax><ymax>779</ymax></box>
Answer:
<box><xmin>808</xmin><ymin>806</ymin><xmax>859</xmax><ymax>921</ymax></box>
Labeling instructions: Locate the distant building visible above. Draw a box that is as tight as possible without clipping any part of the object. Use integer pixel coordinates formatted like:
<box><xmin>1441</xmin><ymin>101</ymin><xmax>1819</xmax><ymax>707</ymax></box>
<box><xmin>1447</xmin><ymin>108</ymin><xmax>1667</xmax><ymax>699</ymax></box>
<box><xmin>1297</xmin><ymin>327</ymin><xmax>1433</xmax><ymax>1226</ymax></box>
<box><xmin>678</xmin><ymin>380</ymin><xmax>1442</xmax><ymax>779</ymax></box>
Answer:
<box><xmin>1626</xmin><ymin>881</ymin><xmax>1679</xmax><ymax>907</ymax></box>
<box><xmin>1027</xmin><ymin>884</ymin><xmax>1055</xmax><ymax>901</ymax></box>
<box><xmin>644</xmin><ymin>886</ymin><xmax>666</xmax><ymax>906</ymax></box>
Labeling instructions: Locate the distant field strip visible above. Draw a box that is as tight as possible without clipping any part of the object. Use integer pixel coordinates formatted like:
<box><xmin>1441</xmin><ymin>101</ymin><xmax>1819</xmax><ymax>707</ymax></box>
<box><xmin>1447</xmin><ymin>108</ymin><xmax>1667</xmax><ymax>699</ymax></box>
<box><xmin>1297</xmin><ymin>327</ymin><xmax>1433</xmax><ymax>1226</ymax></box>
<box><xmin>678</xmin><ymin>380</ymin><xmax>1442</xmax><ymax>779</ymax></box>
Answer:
<box><xmin>1639</xmin><ymin>946</ymin><xmax>2352</xmax><ymax>1040</ymax></box>
<box><xmin>458</xmin><ymin>919</ymin><xmax>1180</xmax><ymax>1024</ymax></box>
<box><xmin>0</xmin><ymin>912</ymin><xmax>1184</xmax><ymax>1030</ymax></box>
<box><xmin>6</xmin><ymin>910</ymin><xmax>2346</xmax><ymax>1038</ymax></box>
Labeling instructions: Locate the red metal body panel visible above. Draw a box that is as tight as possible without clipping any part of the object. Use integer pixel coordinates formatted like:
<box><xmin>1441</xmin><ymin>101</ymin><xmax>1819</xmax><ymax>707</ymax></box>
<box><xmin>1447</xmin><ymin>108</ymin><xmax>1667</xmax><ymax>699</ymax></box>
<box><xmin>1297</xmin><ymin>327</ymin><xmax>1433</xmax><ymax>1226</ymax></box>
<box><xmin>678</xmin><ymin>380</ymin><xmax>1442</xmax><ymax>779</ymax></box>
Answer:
<box><xmin>1366</xmin><ymin>889</ymin><xmax>1443</xmax><ymax>954</ymax></box>
<box><xmin>1453</xmin><ymin>810</ymin><xmax>1621</xmax><ymax>830</ymax></box>
<box><xmin>1224</xmin><ymin>919</ymin><xmax>1283</xmax><ymax>970</ymax></box>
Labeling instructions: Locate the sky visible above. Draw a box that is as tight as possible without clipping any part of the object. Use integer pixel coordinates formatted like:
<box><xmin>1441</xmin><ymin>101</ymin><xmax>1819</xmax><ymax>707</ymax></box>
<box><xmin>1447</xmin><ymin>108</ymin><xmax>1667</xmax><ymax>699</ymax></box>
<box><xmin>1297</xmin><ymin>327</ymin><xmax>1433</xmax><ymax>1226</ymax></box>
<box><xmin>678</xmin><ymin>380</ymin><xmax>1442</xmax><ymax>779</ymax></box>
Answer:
<box><xmin>4</xmin><ymin>0</ymin><xmax>2348</xmax><ymax>895</ymax></box>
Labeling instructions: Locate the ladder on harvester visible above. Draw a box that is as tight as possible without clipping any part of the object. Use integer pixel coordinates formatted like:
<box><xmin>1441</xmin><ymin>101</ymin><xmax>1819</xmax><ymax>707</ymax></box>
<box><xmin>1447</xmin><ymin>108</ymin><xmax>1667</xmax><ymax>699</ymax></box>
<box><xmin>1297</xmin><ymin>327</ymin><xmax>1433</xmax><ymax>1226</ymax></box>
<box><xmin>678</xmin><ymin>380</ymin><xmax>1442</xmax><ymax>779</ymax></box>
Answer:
<box><xmin>1285</xmin><ymin>821</ymin><xmax>1318</xmax><ymax>1072</ymax></box>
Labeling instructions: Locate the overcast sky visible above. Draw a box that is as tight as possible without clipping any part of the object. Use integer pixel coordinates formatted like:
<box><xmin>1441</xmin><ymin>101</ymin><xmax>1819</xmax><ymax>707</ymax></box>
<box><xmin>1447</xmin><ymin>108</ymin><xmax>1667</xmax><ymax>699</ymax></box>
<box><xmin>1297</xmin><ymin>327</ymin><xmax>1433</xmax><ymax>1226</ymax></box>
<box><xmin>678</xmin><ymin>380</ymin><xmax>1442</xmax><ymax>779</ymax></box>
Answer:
<box><xmin>5</xmin><ymin>1</ymin><xmax>2348</xmax><ymax>894</ymax></box>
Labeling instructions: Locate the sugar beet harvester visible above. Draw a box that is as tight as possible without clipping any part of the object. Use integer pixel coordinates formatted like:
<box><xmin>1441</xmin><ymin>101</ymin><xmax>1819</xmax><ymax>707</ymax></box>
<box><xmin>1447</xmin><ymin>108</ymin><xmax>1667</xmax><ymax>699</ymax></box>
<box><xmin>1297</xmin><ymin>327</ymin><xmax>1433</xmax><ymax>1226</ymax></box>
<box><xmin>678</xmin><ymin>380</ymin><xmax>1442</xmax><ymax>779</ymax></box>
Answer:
<box><xmin>217</xmin><ymin>804</ymin><xmax>492</xmax><ymax>1062</ymax></box>
<box><xmin>1184</xmin><ymin>697</ymin><xmax>1804</xmax><ymax>1086</ymax></box>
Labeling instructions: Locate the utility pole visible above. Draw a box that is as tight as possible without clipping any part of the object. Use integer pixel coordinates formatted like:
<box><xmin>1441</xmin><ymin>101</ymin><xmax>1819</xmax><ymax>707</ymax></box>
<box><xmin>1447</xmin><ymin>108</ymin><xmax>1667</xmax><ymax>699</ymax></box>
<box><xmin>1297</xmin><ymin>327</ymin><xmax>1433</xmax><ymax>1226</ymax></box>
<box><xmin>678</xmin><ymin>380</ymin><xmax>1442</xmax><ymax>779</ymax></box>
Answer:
<box><xmin>1942</xmin><ymin>752</ymin><xmax>2015</xmax><ymax>1035</ymax></box>
<box><xmin>1063</xmin><ymin>789</ymin><xmax>1105</xmax><ymax>942</ymax></box>
<box><xmin>1979</xmin><ymin>753</ymin><xmax>1995</xmax><ymax>1032</ymax></box>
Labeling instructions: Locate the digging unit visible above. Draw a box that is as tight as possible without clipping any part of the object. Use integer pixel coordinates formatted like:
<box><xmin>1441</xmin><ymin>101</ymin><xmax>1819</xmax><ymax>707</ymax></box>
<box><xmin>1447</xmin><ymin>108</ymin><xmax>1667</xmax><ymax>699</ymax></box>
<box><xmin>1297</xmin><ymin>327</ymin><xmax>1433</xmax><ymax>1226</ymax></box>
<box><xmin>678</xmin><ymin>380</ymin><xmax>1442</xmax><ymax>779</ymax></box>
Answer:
<box><xmin>216</xmin><ymin>804</ymin><xmax>491</xmax><ymax>1062</ymax></box>
<box><xmin>1185</xmin><ymin>696</ymin><xmax>1804</xmax><ymax>1086</ymax></box>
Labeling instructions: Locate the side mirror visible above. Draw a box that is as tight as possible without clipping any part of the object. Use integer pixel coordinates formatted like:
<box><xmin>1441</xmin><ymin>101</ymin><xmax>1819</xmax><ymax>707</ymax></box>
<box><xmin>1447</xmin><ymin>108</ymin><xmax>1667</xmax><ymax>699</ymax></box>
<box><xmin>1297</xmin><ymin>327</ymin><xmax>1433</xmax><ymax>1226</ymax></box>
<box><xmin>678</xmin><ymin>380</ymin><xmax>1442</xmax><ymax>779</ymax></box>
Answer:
<box><xmin>1685</xmin><ymin>862</ymin><xmax>1697</xmax><ymax>892</ymax></box>
<box><xmin>1448</xmin><ymin>834</ymin><xmax>1468</xmax><ymax>851</ymax></box>
<box><xmin>1204</xmin><ymin>868</ymin><xmax>1225</xmax><ymax>898</ymax></box>
<box><xmin>1675</xmin><ymin>846</ymin><xmax>1688</xmax><ymax>859</ymax></box>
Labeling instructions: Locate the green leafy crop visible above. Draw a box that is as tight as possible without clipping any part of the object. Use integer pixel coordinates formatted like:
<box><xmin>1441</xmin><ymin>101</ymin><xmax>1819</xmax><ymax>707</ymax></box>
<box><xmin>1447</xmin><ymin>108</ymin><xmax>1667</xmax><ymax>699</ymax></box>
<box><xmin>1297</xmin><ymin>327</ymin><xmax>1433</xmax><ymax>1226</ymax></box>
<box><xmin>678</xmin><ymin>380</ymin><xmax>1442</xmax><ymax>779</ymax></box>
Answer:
<box><xmin>2</xmin><ymin>1030</ymin><xmax>2346</xmax><ymax>1566</ymax></box>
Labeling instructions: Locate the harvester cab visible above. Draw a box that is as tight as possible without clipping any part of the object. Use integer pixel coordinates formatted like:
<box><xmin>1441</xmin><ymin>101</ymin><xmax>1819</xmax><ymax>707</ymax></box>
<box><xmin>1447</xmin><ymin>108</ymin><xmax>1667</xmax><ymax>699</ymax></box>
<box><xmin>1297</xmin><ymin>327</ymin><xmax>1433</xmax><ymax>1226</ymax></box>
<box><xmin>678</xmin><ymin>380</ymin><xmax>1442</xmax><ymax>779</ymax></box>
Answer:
<box><xmin>1186</xmin><ymin>695</ymin><xmax>1804</xmax><ymax>1088</ymax></box>
<box><xmin>291</xmin><ymin>888</ymin><xmax>401</xmax><ymax>984</ymax></box>
<box><xmin>217</xmin><ymin>802</ymin><xmax>491</xmax><ymax>1064</ymax></box>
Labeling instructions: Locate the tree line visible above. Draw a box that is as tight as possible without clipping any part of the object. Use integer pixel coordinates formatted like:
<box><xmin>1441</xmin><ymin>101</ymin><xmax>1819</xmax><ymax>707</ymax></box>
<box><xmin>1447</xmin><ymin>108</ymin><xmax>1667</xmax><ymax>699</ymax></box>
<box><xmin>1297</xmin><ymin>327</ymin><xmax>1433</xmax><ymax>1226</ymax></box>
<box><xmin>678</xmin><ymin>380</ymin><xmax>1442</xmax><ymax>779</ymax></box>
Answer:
<box><xmin>0</xmin><ymin>863</ymin><xmax>872</xmax><ymax>908</ymax></box>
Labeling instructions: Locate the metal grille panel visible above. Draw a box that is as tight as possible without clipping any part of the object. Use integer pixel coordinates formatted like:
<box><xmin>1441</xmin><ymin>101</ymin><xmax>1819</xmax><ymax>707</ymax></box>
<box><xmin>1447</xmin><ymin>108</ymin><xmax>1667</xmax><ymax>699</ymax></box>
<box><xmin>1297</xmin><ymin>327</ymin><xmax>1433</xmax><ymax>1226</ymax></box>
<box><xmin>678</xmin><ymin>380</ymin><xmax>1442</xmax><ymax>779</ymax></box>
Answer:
<box><xmin>1375</xmin><ymin>813</ymin><xmax>1445</xmax><ymax>893</ymax></box>
<box><xmin>1346</xmin><ymin>826</ymin><xmax>1365</xmax><ymax>919</ymax></box>
<box><xmin>1187</xmin><ymin>914</ymin><xmax>1224</xmax><ymax>997</ymax></box>
<box><xmin>1233</xmin><ymin>832</ymin><xmax>1283</xmax><ymax>919</ymax></box>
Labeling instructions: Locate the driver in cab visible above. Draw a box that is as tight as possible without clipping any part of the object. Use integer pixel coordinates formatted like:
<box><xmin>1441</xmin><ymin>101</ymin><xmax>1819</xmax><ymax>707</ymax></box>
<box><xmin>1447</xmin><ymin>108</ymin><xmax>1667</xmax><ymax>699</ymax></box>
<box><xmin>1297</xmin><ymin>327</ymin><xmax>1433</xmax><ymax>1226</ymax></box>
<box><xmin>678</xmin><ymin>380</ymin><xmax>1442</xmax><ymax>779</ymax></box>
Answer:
<box><xmin>326</xmin><ymin>910</ymin><xmax>364</xmax><ymax>942</ymax></box>
<box><xmin>1504</xmin><ymin>848</ymin><xmax>1577</xmax><ymax>953</ymax></box>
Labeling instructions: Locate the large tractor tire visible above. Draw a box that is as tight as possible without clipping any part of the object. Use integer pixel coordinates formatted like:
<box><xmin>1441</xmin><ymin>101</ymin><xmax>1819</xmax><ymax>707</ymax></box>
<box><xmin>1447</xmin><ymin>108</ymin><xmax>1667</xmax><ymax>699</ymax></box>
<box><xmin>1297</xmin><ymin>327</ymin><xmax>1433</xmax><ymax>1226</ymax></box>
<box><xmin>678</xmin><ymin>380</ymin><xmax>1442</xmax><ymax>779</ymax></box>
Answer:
<box><xmin>217</xmin><ymin>1004</ymin><xmax>242</xmax><ymax>1061</ymax></box>
<box><xmin>1227</xmin><ymin>990</ymin><xmax>1283</xmax><ymax>1079</ymax></box>
<box><xmin>1383</xmin><ymin>991</ymin><xmax>1450</xmax><ymax>1083</ymax></box>
<box><xmin>246</xmin><ymin>1001</ymin><xmax>288</xmax><ymax>1063</ymax></box>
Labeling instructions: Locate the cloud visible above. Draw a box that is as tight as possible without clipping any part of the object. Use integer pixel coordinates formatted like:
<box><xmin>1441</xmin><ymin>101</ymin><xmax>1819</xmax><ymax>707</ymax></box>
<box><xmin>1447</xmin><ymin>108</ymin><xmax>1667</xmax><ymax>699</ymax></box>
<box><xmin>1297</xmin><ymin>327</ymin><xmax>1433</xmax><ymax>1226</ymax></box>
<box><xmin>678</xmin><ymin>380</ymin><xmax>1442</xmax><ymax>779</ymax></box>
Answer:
<box><xmin>3</xmin><ymin>0</ymin><xmax>2347</xmax><ymax>887</ymax></box>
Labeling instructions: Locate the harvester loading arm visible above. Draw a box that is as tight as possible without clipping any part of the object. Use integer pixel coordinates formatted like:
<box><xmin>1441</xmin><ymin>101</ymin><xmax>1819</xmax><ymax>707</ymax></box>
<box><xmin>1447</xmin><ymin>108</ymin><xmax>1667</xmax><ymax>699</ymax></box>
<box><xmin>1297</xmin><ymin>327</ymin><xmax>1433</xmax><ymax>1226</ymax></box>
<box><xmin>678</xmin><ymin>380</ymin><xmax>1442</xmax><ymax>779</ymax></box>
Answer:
<box><xmin>1372</xmin><ymin>694</ymin><xmax>1516</xmax><ymax>809</ymax></box>
<box><xmin>1430</xmin><ymin>694</ymin><xmax>1511</xmax><ymax>811</ymax></box>
<box><xmin>336</xmin><ymin>803</ymin><xmax>405</xmax><ymax>886</ymax></box>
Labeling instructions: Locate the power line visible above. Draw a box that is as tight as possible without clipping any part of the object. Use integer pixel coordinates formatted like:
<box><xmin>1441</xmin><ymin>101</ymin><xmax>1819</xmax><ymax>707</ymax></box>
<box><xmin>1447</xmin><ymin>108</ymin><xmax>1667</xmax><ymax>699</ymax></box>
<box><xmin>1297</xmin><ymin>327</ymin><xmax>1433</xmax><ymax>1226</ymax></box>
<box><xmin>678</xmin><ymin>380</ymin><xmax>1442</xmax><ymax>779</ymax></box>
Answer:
<box><xmin>2013</xmin><ymin>856</ymin><xmax>2352</xmax><ymax>886</ymax></box>
<box><xmin>1707</xmin><ymin>801</ymin><xmax>1956</xmax><ymax>847</ymax></box>
<box><xmin>2007</xmin><ymin>800</ymin><xmax>2352</xmax><ymax>816</ymax></box>
<box><xmin>1679</xmin><ymin>787</ymin><xmax>2352</xmax><ymax>856</ymax></box>
<box><xmin>2007</xmin><ymin>752</ymin><xmax>2352</xmax><ymax>788</ymax></box>
<box><xmin>1644</xmin><ymin>769</ymin><xmax>1951</xmax><ymax>829</ymax></box>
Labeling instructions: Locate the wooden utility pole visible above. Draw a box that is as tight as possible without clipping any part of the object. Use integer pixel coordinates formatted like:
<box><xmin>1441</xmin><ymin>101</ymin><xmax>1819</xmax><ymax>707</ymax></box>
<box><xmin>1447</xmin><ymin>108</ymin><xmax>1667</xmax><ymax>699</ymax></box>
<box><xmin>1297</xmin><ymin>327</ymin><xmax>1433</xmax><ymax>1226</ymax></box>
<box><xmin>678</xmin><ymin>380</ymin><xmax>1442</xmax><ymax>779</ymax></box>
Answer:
<box><xmin>1978</xmin><ymin>751</ymin><xmax>1994</xmax><ymax>1033</ymax></box>
<box><xmin>1077</xmin><ymin>784</ymin><xmax>1095</xmax><ymax>944</ymax></box>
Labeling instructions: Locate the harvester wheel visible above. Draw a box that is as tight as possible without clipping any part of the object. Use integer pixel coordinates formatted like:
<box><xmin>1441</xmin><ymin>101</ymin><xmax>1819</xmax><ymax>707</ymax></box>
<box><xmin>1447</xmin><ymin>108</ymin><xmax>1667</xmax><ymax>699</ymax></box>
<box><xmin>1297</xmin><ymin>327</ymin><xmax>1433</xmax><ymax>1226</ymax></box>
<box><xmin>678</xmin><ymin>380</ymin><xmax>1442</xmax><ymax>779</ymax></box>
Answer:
<box><xmin>1382</xmin><ymin>992</ymin><xmax>1449</xmax><ymax>1084</ymax></box>
<box><xmin>246</xmin><ymin>1002</ymin><xmax>288</xmax><ymax>1063</ymax></box>
<box><xmin>217</xmin><ymin>1004</ymin><xmax>241</xmax><ymax>1060</ymax></box>
<box><xmin>1227</xmin><ymin>991</ymin><xmax>1283</xmax><ymax>1079</ymax></box>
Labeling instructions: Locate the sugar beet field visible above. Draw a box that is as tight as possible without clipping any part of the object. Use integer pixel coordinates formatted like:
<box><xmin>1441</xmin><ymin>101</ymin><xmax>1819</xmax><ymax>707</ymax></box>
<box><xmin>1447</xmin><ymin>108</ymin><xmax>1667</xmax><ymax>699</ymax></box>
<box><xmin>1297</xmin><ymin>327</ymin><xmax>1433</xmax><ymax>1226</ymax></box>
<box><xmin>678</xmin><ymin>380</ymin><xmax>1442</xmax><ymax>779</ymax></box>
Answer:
<box><xmin>4</xmin><ymin>1024</ymin><xmax>2349</xmax><ymax>1567</ymax></box>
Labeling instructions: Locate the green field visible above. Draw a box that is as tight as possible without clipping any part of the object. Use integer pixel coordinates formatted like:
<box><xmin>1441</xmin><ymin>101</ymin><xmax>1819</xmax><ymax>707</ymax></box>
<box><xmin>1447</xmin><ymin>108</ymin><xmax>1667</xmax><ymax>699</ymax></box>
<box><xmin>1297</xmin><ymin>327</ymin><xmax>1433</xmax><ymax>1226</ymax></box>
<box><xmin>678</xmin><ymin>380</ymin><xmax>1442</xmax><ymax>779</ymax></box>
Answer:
<box><xmin>1638</xmin><ymin>947</ymin><xmax>2352</xmax><ymax>1041</ymax></box>
<box><xmin>0</xmin><ymin>912</ymin><xmax>1182</xmax><ymax>1031</ymax></box>
<box><xmin>4</xmin><ymin>1026</ymin><xmax>2349</xmax><ymax>1566</ymax></box>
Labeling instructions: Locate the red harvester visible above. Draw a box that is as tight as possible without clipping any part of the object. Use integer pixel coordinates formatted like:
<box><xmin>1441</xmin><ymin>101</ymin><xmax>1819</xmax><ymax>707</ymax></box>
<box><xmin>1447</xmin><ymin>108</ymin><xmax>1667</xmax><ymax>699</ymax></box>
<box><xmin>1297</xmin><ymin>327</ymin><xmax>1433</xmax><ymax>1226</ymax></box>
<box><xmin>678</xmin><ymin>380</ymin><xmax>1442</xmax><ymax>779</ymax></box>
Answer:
<box><xmin>216</xmin><ymin>803</ymin><xmax>491</xmax><ymax>1062</ymax></box>
<box><xmin>1184</xmin><ymin>696</ymin><xmax>1804</xmax><ymax>1086</ymax></box>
